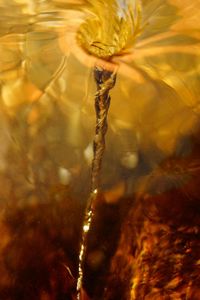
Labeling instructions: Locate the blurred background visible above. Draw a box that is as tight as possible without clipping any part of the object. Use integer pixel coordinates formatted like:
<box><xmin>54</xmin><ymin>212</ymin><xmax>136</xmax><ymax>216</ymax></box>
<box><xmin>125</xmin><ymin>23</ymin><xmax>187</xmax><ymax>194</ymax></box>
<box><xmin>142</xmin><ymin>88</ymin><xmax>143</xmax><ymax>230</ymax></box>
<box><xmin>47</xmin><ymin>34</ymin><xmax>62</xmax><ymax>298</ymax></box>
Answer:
<box><xmin>0</xmin><ymin>0</ymin><xmax>199</xmax><ymax>299</ymax></box>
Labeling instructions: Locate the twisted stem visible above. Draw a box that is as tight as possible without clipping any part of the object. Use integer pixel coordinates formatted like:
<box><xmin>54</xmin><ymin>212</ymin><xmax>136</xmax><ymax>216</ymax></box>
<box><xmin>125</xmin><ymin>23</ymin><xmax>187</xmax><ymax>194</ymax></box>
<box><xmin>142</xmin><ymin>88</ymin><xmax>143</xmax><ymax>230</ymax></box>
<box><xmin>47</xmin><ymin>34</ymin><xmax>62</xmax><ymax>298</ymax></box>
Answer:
<box><xmin>77</xmin><ymin>66</ymin><xmax>116</xmax><ymax>299</ymax></box>
<box><xmin>91</xmin><ymin>66</ymin><xmax>117</xmax><ymax>191</ymax></box>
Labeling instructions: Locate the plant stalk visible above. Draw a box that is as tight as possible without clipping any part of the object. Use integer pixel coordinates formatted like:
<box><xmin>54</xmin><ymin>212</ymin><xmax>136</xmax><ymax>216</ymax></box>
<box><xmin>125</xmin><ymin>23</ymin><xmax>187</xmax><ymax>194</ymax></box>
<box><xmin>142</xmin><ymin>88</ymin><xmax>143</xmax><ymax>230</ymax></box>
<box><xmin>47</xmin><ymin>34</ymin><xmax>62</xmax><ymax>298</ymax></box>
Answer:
<box><xmin>77</xmin><ymin>66</ymin><xmax>116</xmax><ymax>299</ymax></box>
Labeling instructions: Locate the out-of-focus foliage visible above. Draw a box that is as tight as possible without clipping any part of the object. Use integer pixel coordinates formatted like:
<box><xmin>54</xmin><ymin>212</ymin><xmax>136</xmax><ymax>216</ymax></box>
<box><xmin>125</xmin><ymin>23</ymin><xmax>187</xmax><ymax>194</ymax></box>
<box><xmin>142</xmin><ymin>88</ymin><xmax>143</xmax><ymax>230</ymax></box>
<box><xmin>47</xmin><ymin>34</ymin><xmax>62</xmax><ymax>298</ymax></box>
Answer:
<box><xmin>105</xmin><ymin>130</ymin><xmax>200</xmax><ymax>299</ymax></box>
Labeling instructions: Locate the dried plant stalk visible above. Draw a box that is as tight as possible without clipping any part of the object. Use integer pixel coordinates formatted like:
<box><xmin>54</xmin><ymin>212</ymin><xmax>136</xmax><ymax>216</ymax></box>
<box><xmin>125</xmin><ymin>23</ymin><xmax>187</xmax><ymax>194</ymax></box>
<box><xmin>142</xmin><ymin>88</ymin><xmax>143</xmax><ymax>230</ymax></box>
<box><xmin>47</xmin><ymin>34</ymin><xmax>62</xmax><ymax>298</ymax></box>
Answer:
<box><xmin>77</xmin><ymin>67</ymin><xmax>116</xmax><ymax>299</ymax></box>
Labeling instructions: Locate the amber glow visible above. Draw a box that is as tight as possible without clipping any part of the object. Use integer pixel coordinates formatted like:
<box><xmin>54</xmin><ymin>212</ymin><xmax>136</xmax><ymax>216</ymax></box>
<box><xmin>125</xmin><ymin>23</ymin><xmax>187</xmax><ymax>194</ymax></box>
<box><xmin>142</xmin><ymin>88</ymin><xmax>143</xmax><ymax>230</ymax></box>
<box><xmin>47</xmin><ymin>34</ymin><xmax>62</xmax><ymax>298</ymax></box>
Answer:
<box><xmin>0</xmin><ymin>0</ymin><xmax>199</xmax><ymax>299</ymax></box>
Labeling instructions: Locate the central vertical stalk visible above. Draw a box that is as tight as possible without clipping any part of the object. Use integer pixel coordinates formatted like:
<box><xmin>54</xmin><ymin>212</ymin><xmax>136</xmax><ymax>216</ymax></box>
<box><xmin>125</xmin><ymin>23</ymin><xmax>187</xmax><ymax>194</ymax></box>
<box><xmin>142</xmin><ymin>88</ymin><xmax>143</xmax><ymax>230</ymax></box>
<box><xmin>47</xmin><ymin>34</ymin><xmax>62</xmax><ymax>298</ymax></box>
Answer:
<box><xmin>77</xmin><ymin>66</ymin><xmax>116</xmax><ymax>299</ymax></box>
<box><xmin>91</xmin><ymin>66</ymin><xmax>116</xmax><ymax>191</ymax></box>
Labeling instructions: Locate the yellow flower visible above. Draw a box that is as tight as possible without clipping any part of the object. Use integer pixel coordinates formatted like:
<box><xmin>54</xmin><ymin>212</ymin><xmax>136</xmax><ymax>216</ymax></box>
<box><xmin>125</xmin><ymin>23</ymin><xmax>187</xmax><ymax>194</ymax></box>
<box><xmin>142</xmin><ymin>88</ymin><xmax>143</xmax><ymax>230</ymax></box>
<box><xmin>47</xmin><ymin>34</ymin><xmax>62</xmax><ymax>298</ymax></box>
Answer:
<box><xmin>57</xmin><ymin>0</ymin><xmax>200</xmax><ymax>73</ymax></box>
<box><xmin>55</xmin><ymin>0</ymin><xmax>200</xmax><ymax>156</ymax></box>
<box><xmin>2</xmin><ymin>0</ymin><xmax>199</xmax><ymax>155</ymax></box>
<box><xmin>76</xmin><ymin>0</ymin><xmax>142</xmax><ymax>59</ymax></box>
